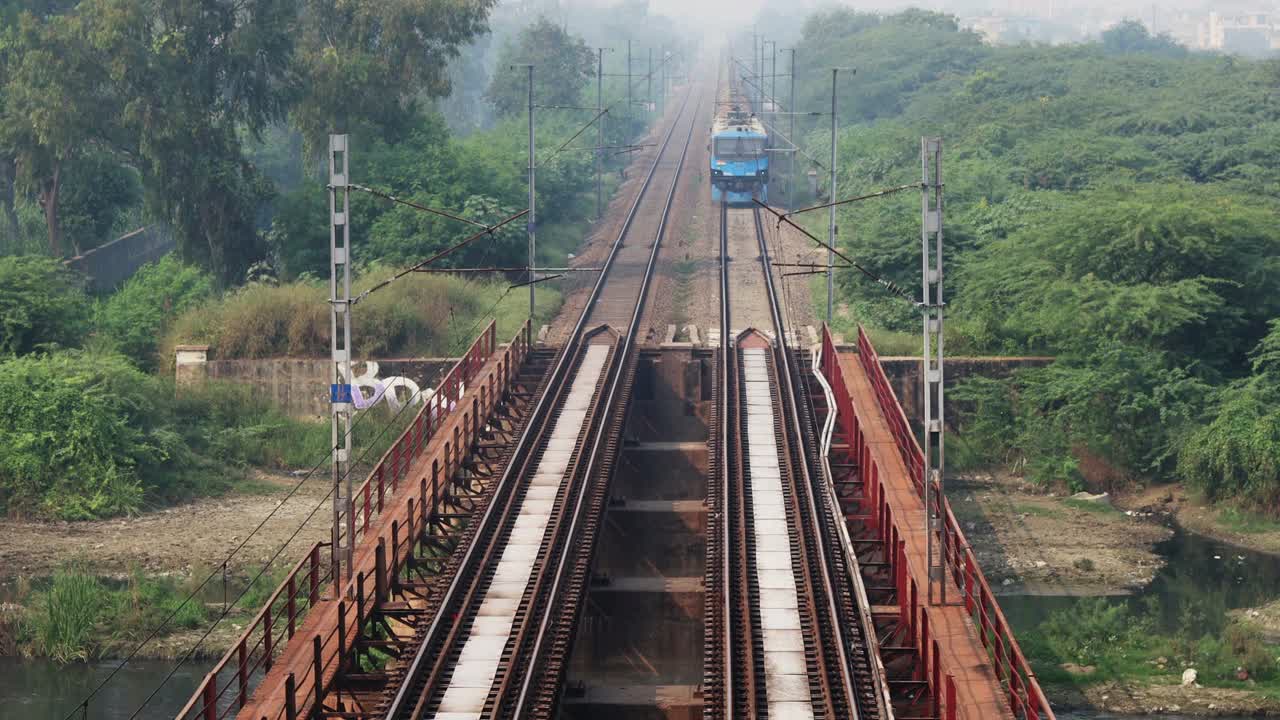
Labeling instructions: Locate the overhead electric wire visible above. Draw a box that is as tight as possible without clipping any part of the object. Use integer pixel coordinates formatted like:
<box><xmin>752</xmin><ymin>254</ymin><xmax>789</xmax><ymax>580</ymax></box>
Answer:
<box><xmin>350</xmin><ymin>184</ymin><xmax>492</xmax><ymax>230</ymax></box>
<box><xmin>351</xmin><ymin>209</ymin><xmax>530</xmax><ymax>305</ymax></box>
<box><xmin>781</xmin><ymin>183</ymin><xmax>921</xmax><ymax>221</ymax></box>
<box><xmin>537</xmin><ymin>51</ymin><xmax>681</xmax><ymax>168</ymax></box>
<box><xmin>754</xmin><ymin>199</ymin><xmax>917</xmax><ymax>307</ymax></box>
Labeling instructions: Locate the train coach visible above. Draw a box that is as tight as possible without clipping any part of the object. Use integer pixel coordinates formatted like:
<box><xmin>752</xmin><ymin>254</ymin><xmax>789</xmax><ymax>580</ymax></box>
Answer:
<box><xmin>710</xmin><ymin>106</ymin><xmax>768</xmax><ymax>204</ymax></box>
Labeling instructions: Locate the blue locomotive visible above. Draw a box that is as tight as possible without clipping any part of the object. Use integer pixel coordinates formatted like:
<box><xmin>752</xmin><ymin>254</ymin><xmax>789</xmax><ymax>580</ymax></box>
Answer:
<box><xmin>710</xmin><ymin>106</ymin><xmax>768</xmax><ymax>205</ymax></box>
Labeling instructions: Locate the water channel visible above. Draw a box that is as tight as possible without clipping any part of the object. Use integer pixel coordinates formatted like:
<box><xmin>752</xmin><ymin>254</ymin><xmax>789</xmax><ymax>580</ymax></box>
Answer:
<box><xmin>1001</xmin><ymin>525</ymin><xmax>1280</xmax><ymax>720</ymax></box>
<box><xmin>0</xmin><ymin>656</ymin><xmax>213</xmax><ymax>719</ymax></box>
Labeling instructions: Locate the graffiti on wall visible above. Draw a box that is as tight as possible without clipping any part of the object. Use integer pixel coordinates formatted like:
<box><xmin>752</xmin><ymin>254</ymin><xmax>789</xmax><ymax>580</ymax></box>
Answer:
<box><xmin>342</xmin><ymin>361</ymin><xmax>427</xmax><ymax>412</ymax></box>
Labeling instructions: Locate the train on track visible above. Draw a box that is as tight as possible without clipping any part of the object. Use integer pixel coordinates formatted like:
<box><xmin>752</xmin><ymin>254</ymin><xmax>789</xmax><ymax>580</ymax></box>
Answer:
<box><xmin>710</xmin><ymin>105</ymin><xmax>768</xmax><ymax>204</ymax></box>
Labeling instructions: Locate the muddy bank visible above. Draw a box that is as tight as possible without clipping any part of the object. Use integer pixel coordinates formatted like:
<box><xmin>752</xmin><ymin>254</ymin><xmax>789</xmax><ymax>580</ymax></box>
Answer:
<box><xmin>1050</xmin><ymin>680</ymin><xmax>1280</xmax><ymax>717</ymax></box>
<box><xmin>0</xmin><ymin>471</ymin><xmax>331</xmax><ymax>580</ymax></box>
<box><xmin>948</xmin><ymin>473</ymin><xmax>1172</xmax><ymax>594</ymax></box>
<box><xmin>1116</xmin><ymin>484</ymin><xmax>1280</xmax><ymax>560</ymax></box>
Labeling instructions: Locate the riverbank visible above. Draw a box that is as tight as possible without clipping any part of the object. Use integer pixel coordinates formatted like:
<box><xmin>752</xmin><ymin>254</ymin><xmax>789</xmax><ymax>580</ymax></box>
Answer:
<box><xmin>959</xmin><ymin>472</ymin><xmax>1280</xmax><ymax>716</ymax></box>
<box><xmin>949</xmin><ymin>473</ymin><xmax>1173</xmax><ymax>594</ymax></box>
<box><xmin>1118</xmin><ymin>484</ymin><xmax>1280</xmax><ymax>559</ymax></box>
<box><xmin>0</xmin><ymin>471</ymin><xmax>330</xmax><ymax>662</ymax></box>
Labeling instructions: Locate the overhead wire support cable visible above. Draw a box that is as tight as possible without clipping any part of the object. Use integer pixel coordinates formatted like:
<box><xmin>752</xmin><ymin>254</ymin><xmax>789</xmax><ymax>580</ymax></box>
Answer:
<box><xmin>753</xmin><ymin>198</ymin><xmax>918</xmax><ymax>306</ymax></box>
<box><xmin>780</xmin><ymin>182</ymin><xmax>922</xmax><ymax>221</ymax></box>
<box><xmin>348</xmin><ymin>183</ymin><xmax>491</xmax><ymax>230</ymax></box>
<box><xmin>349</xmin><ymin>209</ymin><xmax>530</xmax><ymax>306</ymax></box>
<box><xmin>507</xmin><ymin>273</ymin><xmax>564</xmax><ymax>289</ymax></box>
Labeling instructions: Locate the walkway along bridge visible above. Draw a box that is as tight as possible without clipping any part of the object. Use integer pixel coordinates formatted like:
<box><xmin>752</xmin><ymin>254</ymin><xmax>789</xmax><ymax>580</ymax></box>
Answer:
<box><xmin>174</xmin><ymin>73</ymin><xmax>1053</xmax><ymax>720</ymax></box>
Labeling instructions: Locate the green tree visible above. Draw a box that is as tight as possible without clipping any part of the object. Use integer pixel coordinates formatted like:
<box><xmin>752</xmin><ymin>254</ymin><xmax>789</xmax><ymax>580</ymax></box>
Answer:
<box><xmin>0</xmin><ymin>9</ymin><xmax>113</xmax><ymax>256</ymax></box>
<box><xmin>83</xmin><ymin>0</ymin><xmax>295</xmax><ymax>285</ymax></box>
<box><xmin>94</xmin><ymin>254</ymin><xmax>213</xmax><ymax>370</ymax></box>
<box><xmin>1101</xmin><ymin>19</ymin><xmax>1188</xmax><ymax>57</ymax></box>
<box><xmin>290</xmin><ymin>0</ymin><xmax>496</xmax><ymax>153</ymax></box>
<box><xmin>486</xmin><ymin>17</ymin><xmax>595</xmax><ymax>118</ymax></box>
<box><xmin>58</xmin><ymin>153</ymin><xmax>142</xmax><ymax>254</ymax></box>
<box><xmin>0</xmin><ymin>255</ymin><xmax>88</xmax><ymax>355</ymax></box>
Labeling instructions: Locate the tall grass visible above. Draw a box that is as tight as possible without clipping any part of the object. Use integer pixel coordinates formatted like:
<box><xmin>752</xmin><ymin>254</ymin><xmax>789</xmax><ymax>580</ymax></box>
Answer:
<box><xmin>22</xmin><ymin>567</ymin><xmax>216</xmax><ymax>662</ymax></box>
<box><xmin>161</xmin><ymin>270</ymin><xmax>561</xmax><ymax>370</ymax></box>
<box><xmin>29</xmin><ymin>568</ymin><xmax>105</xmax><ymax>662</ymax></box>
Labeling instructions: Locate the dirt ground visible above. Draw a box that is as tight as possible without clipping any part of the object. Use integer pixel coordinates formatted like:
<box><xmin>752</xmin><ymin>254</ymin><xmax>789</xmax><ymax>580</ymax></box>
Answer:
<box><xmin>0</xmin><ymin>471</ymin><xmax>332</xmax><ymax>580</ymax></box>
<box><xmin>948</xmin><ymin>473</ymin><xmax>1173</xmax><ymax>594</ymax></box>
<box><xmin>1117</xmin><ymin>483</ymin><xmax>1280</xmax><ymax>558</ymax></box>
<box><xmin>1050</xmin><ymin>679</ymin><xmax>1280</xmax><ymax>716</ymax></box>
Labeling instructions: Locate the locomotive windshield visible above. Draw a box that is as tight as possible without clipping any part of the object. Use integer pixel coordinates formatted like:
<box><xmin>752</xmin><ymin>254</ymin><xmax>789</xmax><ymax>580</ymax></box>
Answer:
<box><xmin>714</xmin><ymin>136</ymin><xmax>765</xmax><ymax>160</ymax></box>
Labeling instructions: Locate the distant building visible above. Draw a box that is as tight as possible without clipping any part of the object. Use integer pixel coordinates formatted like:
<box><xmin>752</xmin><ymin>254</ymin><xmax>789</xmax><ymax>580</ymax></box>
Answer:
<box><xmin>1197</xmin><ymin>11</ymin><xmax>1279</xmax><ymax>54</ymax></box>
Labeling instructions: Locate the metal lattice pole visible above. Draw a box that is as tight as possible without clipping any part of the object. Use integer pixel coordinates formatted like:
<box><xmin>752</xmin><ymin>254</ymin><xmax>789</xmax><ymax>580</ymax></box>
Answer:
<box><xmin>328</xmin><ymin>134</ymin><xmax>354</xmax><ymax>596</ymax></box>
<box><xmin>596</xmin><ymin>48</ymin><xmax>605</xmax><ymax>220</ymax></box>
<box><xmin>788</xmin><ymin>49</ymin><xmax>796</xmax><ymax>208</ymax></box>
<box><xmin>921</xmin><ymin>137</ymin><xmax>945</xmax><ymax>605</ymax></box>
<box><xmin>827</xmin><ymin>69</ymin><xmax>838</xmax><ymax>324</ymax></box>
<box><xmin>527</xmin><ymin>64</ymin><xmax>536</xmax><ymax>318</ymax></box>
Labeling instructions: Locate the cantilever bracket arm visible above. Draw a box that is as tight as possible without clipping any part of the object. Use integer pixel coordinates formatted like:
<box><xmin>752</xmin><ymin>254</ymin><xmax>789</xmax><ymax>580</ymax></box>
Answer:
<box><xmin>780</xmin><ymin>182</ymin><xmax>923</xmax><ymax>223</ymax></box>
<box><xmin>753</xmin><ymin>199</ymin><xmax>918</xmax><ymax>307</ymax></box>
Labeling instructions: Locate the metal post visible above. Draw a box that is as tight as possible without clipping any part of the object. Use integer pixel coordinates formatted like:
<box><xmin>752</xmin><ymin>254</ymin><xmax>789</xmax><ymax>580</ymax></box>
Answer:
<box><xmin>596</xmin><ymin>48</ymin><xmax>605</xmax><ymax>220</ymax></box>
<box><xmin>526</xmin><ymin>65</ymin><xmax>536</xmax><ymax>318</ymax></box>
<box><xmin>921</xmin><ymin>137</ymin><xmax>945</xmax><ymax>604</ymax></box>
<box><xmin>648</xmin><ymin>47</ymin><xmax>653</xmax><ymax>114</ymax></box>
<box><xmin>771</xmin><ymin>41</ymin><xmax>778</xmax><ymax>113</ymax></box>
<box><xmin>788</xmin><ymin>49</ymin><xmax>796</xmax><ymax>207</ymax></box>
<box><xmin>827</xmin><ymin>69</ymin><xmax>838</xmax><ymax>324</ymax></box>
<box><xmin>659</xmin><ymin>45</ymin><xmax>665</xmax><ymax>115</ymax></box>
<box><xmin>626</xmin><ymin>39</ymin><xmax>632</xmax><ymax>137</ymax></box>
<box><xmin>328</xmin><ymin>134</ymin><xmax>354</xmax><ymax>595</ymax></box>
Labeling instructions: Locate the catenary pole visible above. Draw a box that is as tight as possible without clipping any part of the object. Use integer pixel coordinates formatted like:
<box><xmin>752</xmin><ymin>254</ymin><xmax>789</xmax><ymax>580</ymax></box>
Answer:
<box><xmin>648</xmin><ymin>47</ymin><xmax>653</xmax><ymax>114</ymax></box>
<box><xmin>328</xmin><ymin>134</ymin><xmax>354</xmax><ymax>595</ymax></box>
<box><xmin>827</xmin><ymin>68</ymin><xmax>838</xmax><ymax>324</ymax></box>
<box><xmin>921</xmin><ymin>138</ymin><xmax>945</xmax><ymax>604</ymax></box>
<box><xmin>627</xmin><ymin>39</ymin><xmax>633</xmax><ymax>137</ymax></box>
<box><xmin>526</xmin><ymin>65</ymin><xmax>536</xmax><ymax>317</ymax></box>
<box><xmin>788</xmin><ymin>49</ymin><xmax>796</xmax><ymax>207</ymax></box>
<box><xmin>596</xmin><ymin>48</ymin><xmax>605</xmax><ymax>219</ymax></box>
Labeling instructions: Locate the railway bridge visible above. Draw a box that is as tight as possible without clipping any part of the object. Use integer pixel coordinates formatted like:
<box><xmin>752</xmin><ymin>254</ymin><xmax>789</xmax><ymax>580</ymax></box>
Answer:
<box><xmin>175</xmin><ymin>63</ymin><xmax>1053</xmax><ymax>720</ymax></box>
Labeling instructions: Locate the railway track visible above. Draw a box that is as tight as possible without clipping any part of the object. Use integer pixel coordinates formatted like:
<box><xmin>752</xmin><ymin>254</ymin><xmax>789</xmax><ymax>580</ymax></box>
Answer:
<box><xmin>376</xmin><ymin>76</ymin><xmax>705</xmax><ymax>720</ymax></box>
<box><xmin>705</xmin><ymin>203</ymin><xmax>892</xmax><ymax>720</ymax></box>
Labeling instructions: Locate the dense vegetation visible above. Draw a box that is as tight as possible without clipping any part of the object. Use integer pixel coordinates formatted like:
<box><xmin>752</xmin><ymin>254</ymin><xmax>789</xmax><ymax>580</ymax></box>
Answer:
<box><xmin>0</xmin><ymin>6</ymin><xmax>686</xmax><ymax>521</ymax></box>
<box><xmin>789</xmin><ymin>11</ymin><xmax>1280</xmax><ymax>510</ymax></box>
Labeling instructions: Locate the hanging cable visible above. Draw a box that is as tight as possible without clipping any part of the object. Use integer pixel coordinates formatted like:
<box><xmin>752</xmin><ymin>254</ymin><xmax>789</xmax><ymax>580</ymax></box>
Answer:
<box><xmin>351</xmin><ymin>209</ymin><xmax>530</xmax><ymax>306</ymax></box>
<box><xmin>781</xmin><ymin>182</ymin><xmax>921</xmax><ymax>222</ymax></box>
<box><xmin>754</xmin><ymin>199</ymin><xmax>917</xmax><ymax>307</ymax></box>
<box><xmin>349</xmin><ymin>184</ymin><xmax>492</xmax><ymax>230</ymax></box>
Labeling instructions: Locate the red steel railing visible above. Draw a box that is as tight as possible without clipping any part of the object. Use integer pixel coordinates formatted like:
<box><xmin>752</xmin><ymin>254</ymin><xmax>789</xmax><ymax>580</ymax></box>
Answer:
<box><xmin>822</xmin><ymin>325</ymin><xmax>1053</xmax><ymax>720</ymax></box>
<box><xmin>177</xmin><ymin>320</ymin><xmax>529</xmax><ymax>720</ymax></box>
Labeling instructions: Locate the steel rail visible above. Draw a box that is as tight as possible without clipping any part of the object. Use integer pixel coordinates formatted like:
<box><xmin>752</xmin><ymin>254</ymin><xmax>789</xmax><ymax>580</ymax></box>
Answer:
<box><xmin>752</xmin><ymin>206</ymin><xmax>863</xmax><ymax>718</ymax></box>
<box><xmin>511</xmin><ymin>79</ymin><xmax>705</xmax><ymax>719</ymax></box>
<box><xmin>380</xmin><ymin>81</ymin><xmax>697</xmax><ymax>720</ymax></box>
<box><xmin>715</xmin><ymin>198</ymin><xmax>734</xmax><ymax>720</ymax></box>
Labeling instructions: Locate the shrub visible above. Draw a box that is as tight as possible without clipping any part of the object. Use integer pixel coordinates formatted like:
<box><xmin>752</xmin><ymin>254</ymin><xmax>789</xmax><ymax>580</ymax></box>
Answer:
<box><xmin>94</xmin><ymin>254</ymin><xmax>214</xmax><ymax>370</ymax></box>
<box><xmin>0</xmin><ymin>255</ymin><xmax>89</xmax><ymax>356</ymax></box>
<box><xmin>1178</xmin><ymin>378</ymin><xmax>1280</xmax><ymax>511</ymax></box>
<box><xmin>161</xmin><ymin>270</ymin><xmax>560</xmax><ymax>367</ymax></box>
<box><xmin>0</xmin><ymin>350</ymin><xmax>182</xmax><ymax>519</ymax></box>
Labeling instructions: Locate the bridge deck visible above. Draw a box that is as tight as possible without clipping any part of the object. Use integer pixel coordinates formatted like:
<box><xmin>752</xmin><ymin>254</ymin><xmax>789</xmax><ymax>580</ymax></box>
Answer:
<box><xmin>836</xmin><ymin>351</ymin><xmax>1013</xmax><ymax>720</ymax></box>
